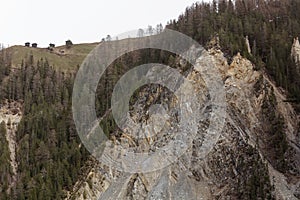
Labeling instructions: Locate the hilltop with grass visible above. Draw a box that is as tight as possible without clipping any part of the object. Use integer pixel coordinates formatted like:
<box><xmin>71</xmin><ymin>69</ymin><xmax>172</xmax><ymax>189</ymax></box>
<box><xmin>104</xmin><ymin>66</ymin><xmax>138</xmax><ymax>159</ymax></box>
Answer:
<box><xmin>6</xmin><ymin>42</ymin><xmax>100</xmax><ymax>72</ymax></box>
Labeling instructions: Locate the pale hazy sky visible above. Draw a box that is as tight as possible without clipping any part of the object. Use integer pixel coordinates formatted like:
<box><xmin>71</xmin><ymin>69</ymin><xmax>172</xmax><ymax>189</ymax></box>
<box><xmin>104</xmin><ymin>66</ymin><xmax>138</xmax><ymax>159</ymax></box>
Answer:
<box><xmin>0</xmin><ymin>0</ymin><xmax>207</xmax><ymax>47</ymax></box>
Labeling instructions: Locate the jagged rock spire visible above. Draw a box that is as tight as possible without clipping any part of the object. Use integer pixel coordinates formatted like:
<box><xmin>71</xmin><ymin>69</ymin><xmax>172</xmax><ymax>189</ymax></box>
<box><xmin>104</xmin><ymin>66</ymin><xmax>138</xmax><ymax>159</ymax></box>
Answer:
<box><xmin>291</xmin><ymin>37</ymin><xmax>300</xmax><ymax>64</ymax></box>
<box><xmin>245</xmin><ymin>36</ymin><xmax>251</xmax><ymax>55</ymax></box>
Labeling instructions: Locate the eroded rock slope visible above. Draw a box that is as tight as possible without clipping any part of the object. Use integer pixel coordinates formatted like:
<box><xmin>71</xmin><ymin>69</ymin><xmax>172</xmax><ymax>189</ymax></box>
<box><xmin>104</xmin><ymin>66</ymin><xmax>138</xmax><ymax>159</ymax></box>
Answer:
<box><xmin>68</xmin><ymin>46</ymin><xmax>300</xmax><ymax>200</ymax></box>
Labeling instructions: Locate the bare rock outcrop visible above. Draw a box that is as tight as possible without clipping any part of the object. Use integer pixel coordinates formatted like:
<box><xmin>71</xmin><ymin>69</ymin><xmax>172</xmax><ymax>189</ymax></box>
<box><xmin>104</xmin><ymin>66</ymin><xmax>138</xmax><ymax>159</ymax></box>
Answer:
<box><xmin>68</xmin><ymin>46</ymin><xmax>300</xmax><ymax>200</ymax></box>
<box><xmin>291</xmin><ymin>37</ymin><xmax>300</xmax><ymax>73</ymax></box>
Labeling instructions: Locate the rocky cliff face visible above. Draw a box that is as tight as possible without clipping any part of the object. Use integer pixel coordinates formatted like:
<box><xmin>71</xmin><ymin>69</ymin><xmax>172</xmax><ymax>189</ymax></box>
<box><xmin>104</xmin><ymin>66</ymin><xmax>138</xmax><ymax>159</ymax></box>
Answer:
<box><xmin>68</xmin><ymin>45</ymin><xmax>300</xmax><ymax>200</ymax></box>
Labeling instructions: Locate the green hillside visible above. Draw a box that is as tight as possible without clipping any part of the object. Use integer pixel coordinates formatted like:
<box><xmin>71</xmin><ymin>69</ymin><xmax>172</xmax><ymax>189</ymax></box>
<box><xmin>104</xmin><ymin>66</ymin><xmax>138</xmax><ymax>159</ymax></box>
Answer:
<box><xmin>7</xmin><ymin>42</ymin><xmax>100</xmax><ymax>71</ymax></box>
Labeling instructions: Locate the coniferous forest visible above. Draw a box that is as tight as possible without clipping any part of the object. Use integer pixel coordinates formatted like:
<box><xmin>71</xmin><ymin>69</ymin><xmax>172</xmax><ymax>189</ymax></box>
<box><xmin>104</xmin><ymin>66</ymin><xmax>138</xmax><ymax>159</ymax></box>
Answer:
<box><xmin>0</xmin><ymin>54</ymin><xmax>90</xmax><ymax>199</ymax></box>
<box><xmin>167</xmin><ymin>0</ymin><xmax>300</xmax><ymax>104</ymax></box>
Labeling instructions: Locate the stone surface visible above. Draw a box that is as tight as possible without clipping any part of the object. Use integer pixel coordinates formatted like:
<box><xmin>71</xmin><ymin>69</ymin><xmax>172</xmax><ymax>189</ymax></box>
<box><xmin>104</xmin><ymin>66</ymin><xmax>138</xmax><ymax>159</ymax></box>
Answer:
<box><xmin>67</xmin><ymin>46</ymin><xmax>300</xmax><ymax>200</ymax></box>
<box><xmin>291</xmin><ymin>37</ymin><xmax>300</xmax><ymax>73</ymax></box>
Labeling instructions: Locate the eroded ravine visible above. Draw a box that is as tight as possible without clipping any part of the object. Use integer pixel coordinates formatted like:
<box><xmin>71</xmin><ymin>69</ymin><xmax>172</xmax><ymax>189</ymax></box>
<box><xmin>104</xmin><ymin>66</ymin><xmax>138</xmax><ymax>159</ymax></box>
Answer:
<box><xmin>0</xmin><ymin>100</ymin><xmax>22</xmax><ymax>194</ymax></box>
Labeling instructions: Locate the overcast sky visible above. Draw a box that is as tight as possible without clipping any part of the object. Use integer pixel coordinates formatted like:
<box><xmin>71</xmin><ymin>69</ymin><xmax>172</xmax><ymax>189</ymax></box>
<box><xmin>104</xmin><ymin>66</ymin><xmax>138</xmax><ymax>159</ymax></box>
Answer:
<box><xmin>0</xmin><ymin>0</ymin><xmax>208</xmax><ymax>47</ymax></box>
